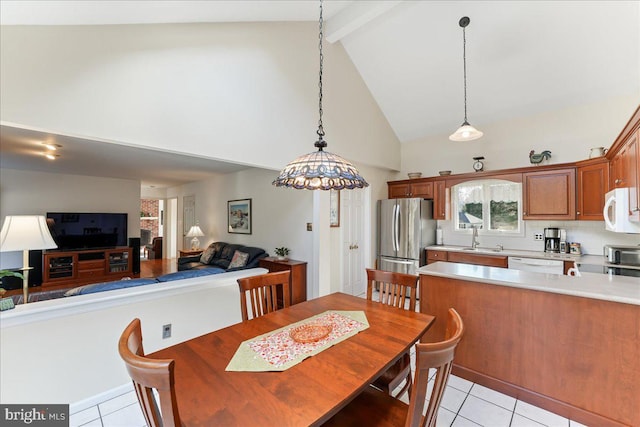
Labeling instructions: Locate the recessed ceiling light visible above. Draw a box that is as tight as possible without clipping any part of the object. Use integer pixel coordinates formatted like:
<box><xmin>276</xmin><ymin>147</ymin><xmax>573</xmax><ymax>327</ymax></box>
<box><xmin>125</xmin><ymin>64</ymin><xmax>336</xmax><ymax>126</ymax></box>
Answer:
<box><xmin>44</xmin><ymin>153</ymin><xmax>60</xmax><ymax>160</ymax></box>
<box><xmin>42</xmin><ymin>142</ymin><xmax>62</xmax><ymax>151</ymax></box>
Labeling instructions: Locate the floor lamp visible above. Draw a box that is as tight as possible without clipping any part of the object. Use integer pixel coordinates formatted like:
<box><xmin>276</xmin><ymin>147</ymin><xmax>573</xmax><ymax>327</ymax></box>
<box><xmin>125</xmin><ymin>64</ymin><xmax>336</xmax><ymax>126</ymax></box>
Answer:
<box><xmin>0</xmin><ymin>215</ymin><xmax>58</xmax><ymax>303</ymax></box>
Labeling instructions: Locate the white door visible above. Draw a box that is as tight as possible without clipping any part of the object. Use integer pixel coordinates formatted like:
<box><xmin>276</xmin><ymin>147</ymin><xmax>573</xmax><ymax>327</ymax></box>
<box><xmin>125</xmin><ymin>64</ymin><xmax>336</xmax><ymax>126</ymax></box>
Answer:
<box><xmin>183</xmin><ymin>195</ymin><xmax>195</xmax><ymax>250</ymax></box>
<box><xmin>342</xmin><ymin>189</ymin><xmax>366</xmax><ymax>296</ymax></box>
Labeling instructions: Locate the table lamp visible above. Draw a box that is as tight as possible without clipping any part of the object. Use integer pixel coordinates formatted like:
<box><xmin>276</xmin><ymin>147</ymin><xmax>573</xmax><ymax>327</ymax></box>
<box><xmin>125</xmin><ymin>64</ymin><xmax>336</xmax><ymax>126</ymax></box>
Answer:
<box><xmin>0</xmin><ymin>215</ymin><xmax>58</xmax><ymax>303</ymax></box>
<box><xmin>185</xmin><ymin>225</ymin><xmax>204</xmax><ymax>250</ymax></box>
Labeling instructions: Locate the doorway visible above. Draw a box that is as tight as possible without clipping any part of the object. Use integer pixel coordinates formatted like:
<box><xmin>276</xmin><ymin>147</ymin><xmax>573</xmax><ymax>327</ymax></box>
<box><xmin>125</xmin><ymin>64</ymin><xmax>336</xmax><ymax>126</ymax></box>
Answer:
<box><xmin>341</xmin><ymin>189</ymin><xmax>367</xmax><ymax>296</ymax></box>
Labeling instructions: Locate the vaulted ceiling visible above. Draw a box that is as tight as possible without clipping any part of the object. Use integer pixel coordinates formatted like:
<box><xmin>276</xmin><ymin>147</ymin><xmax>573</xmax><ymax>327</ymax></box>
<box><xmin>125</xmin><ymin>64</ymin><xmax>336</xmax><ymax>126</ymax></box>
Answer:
<box><xmin>1</xmin><ymin>1</ymin><xmax>638</xmax><ymax>186</ymax></box>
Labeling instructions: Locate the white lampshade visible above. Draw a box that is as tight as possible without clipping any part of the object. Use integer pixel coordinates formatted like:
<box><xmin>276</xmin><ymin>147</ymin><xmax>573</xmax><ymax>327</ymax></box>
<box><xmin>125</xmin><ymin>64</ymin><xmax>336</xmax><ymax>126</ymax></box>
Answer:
<box><xmin>0</xmin><ymin>215</ymin><xmax>58</xmax><ymax>252</ymax></box>
<box><xmin>449</xmin><ymin>123</ymin><xmax>484</xmax><ymax>142</ymax></box>
<box><xmin>185</xmin><ymin>225</ymin><xmax>204</xmax><ymax>238</ymax></box>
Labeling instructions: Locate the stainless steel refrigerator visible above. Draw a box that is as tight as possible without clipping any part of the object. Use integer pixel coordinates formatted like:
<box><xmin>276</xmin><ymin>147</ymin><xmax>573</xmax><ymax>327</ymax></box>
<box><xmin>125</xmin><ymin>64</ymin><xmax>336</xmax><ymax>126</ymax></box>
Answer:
<box><xmin>377</xmin><ymin>198</ymin><xmax>436</xmax><ymax>275</ymax></box>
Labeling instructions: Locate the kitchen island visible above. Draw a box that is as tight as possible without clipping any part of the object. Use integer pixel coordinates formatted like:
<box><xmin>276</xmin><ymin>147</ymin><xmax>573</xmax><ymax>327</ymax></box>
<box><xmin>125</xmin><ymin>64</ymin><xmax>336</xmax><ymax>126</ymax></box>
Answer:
<box><xmin>418</xmin><ymin>262</ymin><xmax>639</xmax><ymax>427</ymax></box>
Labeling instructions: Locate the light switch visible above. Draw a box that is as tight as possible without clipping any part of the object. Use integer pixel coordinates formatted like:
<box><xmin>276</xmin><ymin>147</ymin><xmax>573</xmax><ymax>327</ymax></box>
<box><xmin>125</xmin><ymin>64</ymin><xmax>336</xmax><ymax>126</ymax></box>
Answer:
<box><xmin>307</xmin><ymin>223</ymin><xmax>312</xmax><ymax>231</ymax></box>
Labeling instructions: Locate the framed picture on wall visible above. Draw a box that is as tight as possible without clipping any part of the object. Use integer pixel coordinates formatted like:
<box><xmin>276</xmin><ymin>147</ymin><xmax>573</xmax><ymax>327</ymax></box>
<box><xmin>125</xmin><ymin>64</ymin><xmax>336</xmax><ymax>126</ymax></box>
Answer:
<box><xmin>228</xmin><ymin>198</ymin><xmax>252</xmax><ymax>234</ymax></box>
<box><xmin>330</xmin><ymin>189</ymin><xmax>340</xmax><ymax>227</ymax></box>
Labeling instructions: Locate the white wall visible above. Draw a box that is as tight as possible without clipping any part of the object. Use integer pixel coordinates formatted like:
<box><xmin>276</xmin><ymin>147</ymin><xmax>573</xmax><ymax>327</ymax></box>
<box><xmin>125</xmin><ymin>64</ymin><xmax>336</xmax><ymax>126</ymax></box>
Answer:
<box><xmin>0</xmin><ymin>22</ymin><xmax>400</xmax><ymax>174</ymax></box>
<box><xmin>0</xmin><ymin>269</ymin><xmax>265</xmax><ymax>404</ymax></box>
<box><xmin>400</xmin><ymin>96</ymin><xmax>638</xmax><ymax>177</ymax></box>
<box><xmin>0</xmin><ymin>169</ymin><xmax>140</xmax><ymax>269</ymax></box>
<box><xmin>400</xmin><ymin>98</ymin><xmax>640</xmax><ymax>254</ymax></box>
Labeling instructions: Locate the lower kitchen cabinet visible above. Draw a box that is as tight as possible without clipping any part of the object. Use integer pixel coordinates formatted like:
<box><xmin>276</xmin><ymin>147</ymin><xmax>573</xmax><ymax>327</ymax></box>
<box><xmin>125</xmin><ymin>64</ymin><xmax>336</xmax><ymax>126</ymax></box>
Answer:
<box><xmin>426</xmin><ymin>249</ymin><xmax>507</xmax><ymax>268</ymax></box>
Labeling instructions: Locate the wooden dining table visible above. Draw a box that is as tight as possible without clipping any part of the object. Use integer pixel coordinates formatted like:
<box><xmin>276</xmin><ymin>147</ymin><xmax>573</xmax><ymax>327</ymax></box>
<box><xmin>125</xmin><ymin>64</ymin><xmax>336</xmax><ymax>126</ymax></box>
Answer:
<box><xmin>149</xmin><ymin>292</ymin><xmax>435</xmax><ymax>426</ymax></box>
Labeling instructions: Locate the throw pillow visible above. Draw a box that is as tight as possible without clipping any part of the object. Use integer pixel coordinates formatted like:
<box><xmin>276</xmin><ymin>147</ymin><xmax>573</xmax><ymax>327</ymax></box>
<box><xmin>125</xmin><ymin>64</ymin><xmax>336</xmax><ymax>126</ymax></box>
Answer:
<box><xmin>228</xmin><ymin>250</ymin><xmax>249</xmax><ymax>269</ymax></box>
<box><xmin>200</xmin><ymin>245</ymin><xmax>216</xmax><ymax>264</ymax></box>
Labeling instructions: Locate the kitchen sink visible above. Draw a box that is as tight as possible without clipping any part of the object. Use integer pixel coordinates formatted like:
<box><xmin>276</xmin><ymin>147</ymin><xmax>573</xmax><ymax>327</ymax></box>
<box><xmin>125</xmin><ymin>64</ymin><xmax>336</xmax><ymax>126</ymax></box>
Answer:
<box><xmin>462</xmin><ymin>247</ymin><xmax>503</xmax><ymax>253</ymax></box>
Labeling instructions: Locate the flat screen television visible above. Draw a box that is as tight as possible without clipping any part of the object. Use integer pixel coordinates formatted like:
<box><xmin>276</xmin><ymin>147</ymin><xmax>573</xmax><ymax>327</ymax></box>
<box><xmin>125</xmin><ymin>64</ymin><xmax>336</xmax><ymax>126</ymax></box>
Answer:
<box><xmin>46</xmin><ymin>212</ymin><xmax>128</xmax><ymax>251</ymax></box>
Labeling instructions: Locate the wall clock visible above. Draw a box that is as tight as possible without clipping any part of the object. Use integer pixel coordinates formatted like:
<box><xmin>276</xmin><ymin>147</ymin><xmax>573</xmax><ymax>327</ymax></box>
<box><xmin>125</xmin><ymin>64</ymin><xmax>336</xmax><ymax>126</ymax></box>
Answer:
<box><xmin>472</xmin><ymin>156</ymin><xmax>485</xmax><ymax>172</ymax></box>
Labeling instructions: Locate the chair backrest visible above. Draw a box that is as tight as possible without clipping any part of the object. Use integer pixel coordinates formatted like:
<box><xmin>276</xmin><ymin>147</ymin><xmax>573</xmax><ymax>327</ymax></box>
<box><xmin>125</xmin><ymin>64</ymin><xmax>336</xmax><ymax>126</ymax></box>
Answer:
<box><xmin>237</xmin><ymin>271</ymin><xmax>291</xmax><ymax>321</ymax></box>
<box><xmin>118</xmin><ymin>318</ymin><xmax>182</xmax><ymax>427</ymax></box>
<box><xmin>405</xmin><ymin>308</ymin><xmax>465</xmax><ymax>427</ymax></box>
<box><xmin>366</xmin><ymin>268</ymin><xmax>418</xmax><ymax>311</ymax></box>
<box><xmin>152</xmin><ymin>237</ymin><xmax>163</xmax><ymax>251</ymax></box>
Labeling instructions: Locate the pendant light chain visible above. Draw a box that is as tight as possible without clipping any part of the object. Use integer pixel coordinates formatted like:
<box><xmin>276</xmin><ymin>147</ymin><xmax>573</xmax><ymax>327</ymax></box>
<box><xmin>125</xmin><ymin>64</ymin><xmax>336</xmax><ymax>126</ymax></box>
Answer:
<box><xmin>316</xmin><ymin>0</ymin><xmax>326</xmax><ymax>146</ymax></box>
<box><xmin>271</xmin><ymin>0</ymin><xmax>368</xmax><ymax>190</ymax></box>
<box><xmin>462</xmin><ymin>23</ymin><xmax>468</xmax><ymax>124</ymax></box>
<box><xmin>449</xmin><ymin>16</ymin><xmax>482</xmax><ymax>141</ymax></box>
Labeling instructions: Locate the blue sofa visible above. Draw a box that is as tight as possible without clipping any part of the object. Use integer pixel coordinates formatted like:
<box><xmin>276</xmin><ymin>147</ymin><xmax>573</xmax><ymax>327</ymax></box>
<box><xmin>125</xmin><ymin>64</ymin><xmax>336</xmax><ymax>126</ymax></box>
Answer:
<box><xmin>63</xmin><ymin>267</ymin><xmax>226</xmax><ymax>297</ymax></box>
<box><xmin>178</xmin><ymin>242</ymin><xmax>268</xmax><ymax>271</ymax></box>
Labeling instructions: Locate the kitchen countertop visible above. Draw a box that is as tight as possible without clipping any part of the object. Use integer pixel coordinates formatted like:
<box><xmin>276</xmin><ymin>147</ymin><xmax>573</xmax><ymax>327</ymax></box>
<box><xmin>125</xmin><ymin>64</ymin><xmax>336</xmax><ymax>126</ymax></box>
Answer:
<box><xmin>418</xmin><ymin>262</ymin><xmax>640</xmax><ymax>306</ymax></box>
<box><xmin>425</xmin><ymin>244</ymin><xmax>640</xmax><ymax>271</ymax></box>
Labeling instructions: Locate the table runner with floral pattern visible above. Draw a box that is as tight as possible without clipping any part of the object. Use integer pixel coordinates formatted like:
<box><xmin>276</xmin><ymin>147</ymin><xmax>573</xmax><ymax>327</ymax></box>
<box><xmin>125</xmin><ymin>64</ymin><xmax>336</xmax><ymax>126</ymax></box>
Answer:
<box><xmin>226</xmin><ymin>310</ymin><xmax>369</xmax><ymax>372</ymax></box>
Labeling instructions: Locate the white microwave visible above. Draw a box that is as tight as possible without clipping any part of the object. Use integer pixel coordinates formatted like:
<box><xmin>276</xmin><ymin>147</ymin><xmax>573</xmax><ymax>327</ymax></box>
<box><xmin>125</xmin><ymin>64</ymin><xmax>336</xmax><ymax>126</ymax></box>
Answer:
<box><xmin>603</xmin><ymin>188</ymin><xmax>640</xmax><ymax>233</ymax></box>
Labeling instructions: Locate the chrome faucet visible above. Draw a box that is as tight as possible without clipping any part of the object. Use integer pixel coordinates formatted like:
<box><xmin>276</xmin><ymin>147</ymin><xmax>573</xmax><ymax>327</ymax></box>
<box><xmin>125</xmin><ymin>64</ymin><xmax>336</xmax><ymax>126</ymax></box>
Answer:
<box><xmin>471</xmin><ymin>226</ymin><xmax>480</xmax><ymax>249</ymax></box>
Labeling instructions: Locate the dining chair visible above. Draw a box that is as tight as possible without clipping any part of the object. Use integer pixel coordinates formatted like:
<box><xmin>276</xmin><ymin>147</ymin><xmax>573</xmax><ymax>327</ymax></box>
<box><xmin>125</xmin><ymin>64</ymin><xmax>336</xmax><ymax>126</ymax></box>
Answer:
<box><xmin>366</xmin><ymin>268</ymin><xmax>418</xmax><ymax>398</ymax></box>
<box><xmin>118</xmin><ymin>318</ymin><xmax>183</xmax><ymax>427</ymax></box>
<box><xmin>323</xmin><ymin>308</ymin><xmax>465</xmax><ymax>427</ymax></box>
<box><xmin>237</xmin><ymin>270</ymin><xmax>291</xmax><ymax>321</ymax></box>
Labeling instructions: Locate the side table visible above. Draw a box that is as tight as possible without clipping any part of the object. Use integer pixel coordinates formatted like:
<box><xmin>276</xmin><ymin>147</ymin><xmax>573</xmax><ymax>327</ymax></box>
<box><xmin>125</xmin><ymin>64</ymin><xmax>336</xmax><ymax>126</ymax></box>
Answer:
<box><xmin>179</xmin><ymin>249</ymin><xmax>203</xmax><ymax>257</ymax></box>
<box><xmin>259</xmin><ymin>257</ymin><xmax>307</xmax><ymax>305</ymax></box>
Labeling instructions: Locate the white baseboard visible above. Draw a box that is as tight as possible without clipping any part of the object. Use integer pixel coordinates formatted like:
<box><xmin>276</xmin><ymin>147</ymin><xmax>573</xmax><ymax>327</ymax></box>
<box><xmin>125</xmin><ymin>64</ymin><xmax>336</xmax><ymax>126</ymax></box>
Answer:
<box><xmin>69</xmin><ymin>382</ymin><xmax>133</xmax><ymax>414</ymax></box>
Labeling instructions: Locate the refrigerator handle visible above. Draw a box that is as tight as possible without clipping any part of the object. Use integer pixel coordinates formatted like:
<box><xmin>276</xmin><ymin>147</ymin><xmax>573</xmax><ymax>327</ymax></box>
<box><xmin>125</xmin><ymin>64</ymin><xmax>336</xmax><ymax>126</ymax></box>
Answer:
<box><xmin>394</xmin><ymin>203</ymin><xmax>400</xmax><ymax>252</ymax></box>
<box><xmin>380</xmin><ymin>257</ymin><xmax>415</xmax><ymax>265</ymax></box>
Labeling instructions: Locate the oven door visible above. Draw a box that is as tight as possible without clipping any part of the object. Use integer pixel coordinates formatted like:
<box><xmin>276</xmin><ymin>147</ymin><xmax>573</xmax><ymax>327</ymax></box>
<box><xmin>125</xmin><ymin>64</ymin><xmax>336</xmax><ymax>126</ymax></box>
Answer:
<box><xmin>605</xmin><ymin>266</ymin><xmax>640</xmax><ymax>277</ymax></box>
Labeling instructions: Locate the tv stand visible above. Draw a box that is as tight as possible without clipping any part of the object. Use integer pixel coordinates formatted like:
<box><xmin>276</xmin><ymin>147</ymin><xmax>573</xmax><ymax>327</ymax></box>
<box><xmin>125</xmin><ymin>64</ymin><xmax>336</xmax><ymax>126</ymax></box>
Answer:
<box><xmin>42</xmin><ymin>247</ymin><xmax>133</xmax><ymax>288</ymax></box>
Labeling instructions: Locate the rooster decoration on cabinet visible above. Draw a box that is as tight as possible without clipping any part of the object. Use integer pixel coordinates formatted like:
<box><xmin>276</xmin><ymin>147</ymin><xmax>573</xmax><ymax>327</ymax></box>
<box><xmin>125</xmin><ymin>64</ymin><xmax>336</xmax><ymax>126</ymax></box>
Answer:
<box><xmin>529</xmin><ymin>150</ymin><xmax>552</xmax><ymax>164</ymax></box>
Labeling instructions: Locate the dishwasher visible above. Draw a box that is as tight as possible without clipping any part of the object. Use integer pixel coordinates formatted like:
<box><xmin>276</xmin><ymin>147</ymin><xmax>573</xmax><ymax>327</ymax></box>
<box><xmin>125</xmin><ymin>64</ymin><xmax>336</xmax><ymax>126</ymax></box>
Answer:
<box><xmin>508</xmin><ymin>257</ymin><xmax>564</xmax><ymax>274</ymax></box>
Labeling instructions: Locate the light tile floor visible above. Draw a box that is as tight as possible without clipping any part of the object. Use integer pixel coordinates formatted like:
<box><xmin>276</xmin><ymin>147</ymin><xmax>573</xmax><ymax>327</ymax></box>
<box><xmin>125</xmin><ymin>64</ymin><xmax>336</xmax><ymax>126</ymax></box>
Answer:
<box><xmin>70</xmin><ymin>373</ymin><xmax>590</xmax><ymax>427</ymax></box>
<box><xmin>72</xmin><ymin>291</ymin><xmax>592</xmax><ymax>427</ymax></box>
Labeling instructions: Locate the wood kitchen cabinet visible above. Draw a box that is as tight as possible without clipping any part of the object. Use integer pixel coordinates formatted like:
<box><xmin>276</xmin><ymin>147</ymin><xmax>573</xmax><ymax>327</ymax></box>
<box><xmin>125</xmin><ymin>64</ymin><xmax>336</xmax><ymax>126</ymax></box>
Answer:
<box><xmin>433</xmin><ymin>180</ymin><xmax>447</xmax><ymax>220</ymax></box>
<box><xmin>607</xmin><ymin>105</ymin><xmax>640</xmax><ymax>221</ymax></box>
<box><xmin>576</xmin><ymin>159</ymin><xmax>609</xmax><ymax>220</ymax></box>
<box><xmin>522</xmin><ymin>168</ymin><xmax>576</xmax><ymax>220</ymax></box>
<box><xmin>426</xmin><ymin>249</ymin><xmax>448</xmax><ymax>264</ymax></box>
<box><xmin>259</xmin><ymin>257</ymin><xmax>307</xmax><ymax>305</ymax></box>
<box><xmin>426</xmin><ymin>249</ymin><xmax>508</xmax><ymax>268</ymax></box>
<box><xmin>388</xmin><ymin>180</ymin><xmax>433</xmax><ymax>199</ymax></box>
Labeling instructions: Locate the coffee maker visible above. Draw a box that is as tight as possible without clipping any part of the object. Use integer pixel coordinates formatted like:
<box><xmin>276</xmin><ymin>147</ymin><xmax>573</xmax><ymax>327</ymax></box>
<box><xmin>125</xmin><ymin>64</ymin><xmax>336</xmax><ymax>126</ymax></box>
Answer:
<box><xmin>544</xmin><ymin>228</ymin><xmax>566</xmax><ymax>253</ymax></box>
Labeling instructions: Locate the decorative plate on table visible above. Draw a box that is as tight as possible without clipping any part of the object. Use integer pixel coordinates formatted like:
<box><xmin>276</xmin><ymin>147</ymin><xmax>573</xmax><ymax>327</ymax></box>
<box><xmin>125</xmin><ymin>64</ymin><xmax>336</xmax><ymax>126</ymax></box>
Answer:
<box><xmin>289</xmin><ymin>323</ymin><xmax>333</xmax><ymax>344</ymax></box>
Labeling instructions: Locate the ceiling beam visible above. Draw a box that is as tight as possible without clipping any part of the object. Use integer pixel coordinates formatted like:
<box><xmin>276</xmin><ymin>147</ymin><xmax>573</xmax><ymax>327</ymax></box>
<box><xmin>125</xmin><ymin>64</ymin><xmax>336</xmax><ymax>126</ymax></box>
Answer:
<box><xmin>325</xmin><ymin>1</ymin><xmax>402</xmax><ymax>44</ymax></box>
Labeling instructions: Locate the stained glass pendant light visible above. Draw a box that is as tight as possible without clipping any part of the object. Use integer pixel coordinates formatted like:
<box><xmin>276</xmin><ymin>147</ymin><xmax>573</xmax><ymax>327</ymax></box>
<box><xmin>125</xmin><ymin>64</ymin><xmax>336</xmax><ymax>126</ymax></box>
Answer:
<box><xmin>273</xmin><ymin>0</ymin><xmax>368</xmax><ymax>190</ymax></box>
<box><xmin>449</xmin><ymin>16</ymin><xmax>483</xmax><ymax>142</ymax></box>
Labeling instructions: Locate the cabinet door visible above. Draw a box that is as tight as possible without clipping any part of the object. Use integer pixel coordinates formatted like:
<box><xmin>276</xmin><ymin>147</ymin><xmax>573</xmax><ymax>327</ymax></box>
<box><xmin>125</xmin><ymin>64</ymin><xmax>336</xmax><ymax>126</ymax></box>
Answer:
<box><xmin>388</xmin><ymin>183</ymin><xmax>409</xmax><ymax>198</ymax></box>
<box><xmin>523</xmin><ymin>168</ymin><xmax>576</xmax><ymax>220</ymax></box>
<box><xmin>610</xmin><ymin>149</ymin><xmax>626</xmax><ymax>189</ymax></box>
<box><xmin>447</xmin><ymin>251</ymin><xmax>508</xmax><ymax>268</ymax></box>
<box><xmin>433</xmin><ymin>180</ymin><xmax>447</xmax><ymax>220</ymax></box>
<box><xmin>576</xmin><ymin>161</ymin><xmax>609</xmax><ymax>220</ymax></box>
<box><xmin>411</xmin><ymin>181</ymin><xmax>433</xmax><ymax>198</ymax></box>
<box><xmin>43</xmin><ymin>253</ymin><xmax>77</xmax><ymax>285</ymax></box>
<box><xmin>627</xmin><ymin>131</ymin><xmax>639</xmax><ymax>219</ymax></box>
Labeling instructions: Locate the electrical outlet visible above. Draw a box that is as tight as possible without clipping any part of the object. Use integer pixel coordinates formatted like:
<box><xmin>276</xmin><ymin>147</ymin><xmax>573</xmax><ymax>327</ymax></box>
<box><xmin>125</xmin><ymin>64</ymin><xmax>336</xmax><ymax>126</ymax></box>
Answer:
<box><xmin>534</xmin><ymin>233</ymin><xmax>543</xmax><ymax>241</ymax></box>
<box><xmin>162</xmin><ymin>324</ymin><xmax>172</xmax><ymax>339</ymax></box>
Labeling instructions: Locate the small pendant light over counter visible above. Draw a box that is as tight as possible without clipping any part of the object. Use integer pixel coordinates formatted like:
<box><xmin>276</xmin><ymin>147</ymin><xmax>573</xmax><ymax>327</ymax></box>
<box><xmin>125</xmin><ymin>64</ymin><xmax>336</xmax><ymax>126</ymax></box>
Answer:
<box><xmin>273</xmin><ymin>0</ymin><xmax>368</xmax><ymax>190</ymax></box>
<box><xmin>449</xmin><ymin>16</ymin><xmax>483</xmax><ymax>142</ymax></box>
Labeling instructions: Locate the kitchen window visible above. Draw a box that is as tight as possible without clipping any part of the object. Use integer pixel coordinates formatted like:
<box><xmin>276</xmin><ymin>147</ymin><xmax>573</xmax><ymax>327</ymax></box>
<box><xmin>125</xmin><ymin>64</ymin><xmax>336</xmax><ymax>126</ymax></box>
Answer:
<box><xmin>452</xmin><ymin>179</ymin><xmax>523</xmax><ymax>235</ymax></box>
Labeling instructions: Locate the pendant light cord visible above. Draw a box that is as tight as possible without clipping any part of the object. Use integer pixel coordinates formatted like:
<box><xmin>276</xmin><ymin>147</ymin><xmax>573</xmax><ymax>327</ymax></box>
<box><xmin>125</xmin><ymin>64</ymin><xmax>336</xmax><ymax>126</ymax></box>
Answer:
<box><xmin>315</xmin><ymin>0</ymin><xmax>327</xmax><ymax>149</ymax></box>
<box><xmin>462</xmin><ymin>23</ymin><xmax>468</xmax><ymax>124</ymax></box>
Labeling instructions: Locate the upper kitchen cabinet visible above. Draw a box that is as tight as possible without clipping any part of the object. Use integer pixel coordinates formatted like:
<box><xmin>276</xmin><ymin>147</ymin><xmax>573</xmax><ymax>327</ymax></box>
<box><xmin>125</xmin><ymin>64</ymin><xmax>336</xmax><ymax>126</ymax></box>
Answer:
<box><xmin>607</xmin><ymin>105</ymin><xmax>640</xmax><ymax>220</ymax></box>
<box><xmin>433</xmin><ymin>180</ymin><xmax>447</xmax><ymax>220</ymax></box>
<box><xmin>576</xmin><ymin>158</ymin><xmax>609</xmax><ymax>220</ymax></box>
<box><xmin>388</xmin><ymin>179</ymin><xmax>433</xmax><ymax>199</ymax></box>
<box><xmin>523</xmin><ymin>168</ymin><xmax>576</xmax><ymax>220</ymax></box>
